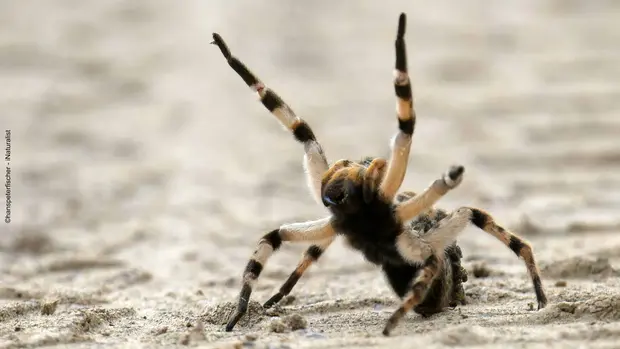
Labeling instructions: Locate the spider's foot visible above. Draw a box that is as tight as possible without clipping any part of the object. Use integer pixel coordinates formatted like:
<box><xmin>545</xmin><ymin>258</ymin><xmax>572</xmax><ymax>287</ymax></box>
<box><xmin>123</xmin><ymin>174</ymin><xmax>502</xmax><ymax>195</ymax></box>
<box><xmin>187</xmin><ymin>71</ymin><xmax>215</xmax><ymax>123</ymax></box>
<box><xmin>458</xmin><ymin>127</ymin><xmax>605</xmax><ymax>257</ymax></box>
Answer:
<box><xmin>211</xmin><ymin>33</ymin><xmax>231</xmax><ymax>59</ymax></box>
<box><xmin>443</xmin><ymin>165</ymin><xmax>465</xmax><ymax>189</ymax></box>
<box><xmin>210</xmin><ymin>33</ymin><xmax>261</xmax><ymax>88</ymax></box>
<box><xmin>382</xmin><ymin>324</ymin><xmax>395</xmax><ymax>337</ymax></box>
<box><xmin>537</xmin><ymin>297</ymin><xmax>548</xmax><ymax>310</ymax></box>
<box><xmin>382</xmin><ymin>307</ymin><xmax>406</xmax><ymax>336</ymax></box>
<box><xmin>225</xmin><ymin>289</ymin><xmax>250</xmax><ymax>332</ymax></box>
<box><xmin>263</xmin><ymin>293</ymin><xmax>284</xmax><ymax>309</ymax></box>
<box><xmin>225</xmin><ymin>310</ymin><xmax>244</xmax><ymax>332</ymax></box>
<box><xmin>395</xmin><ymin>13</ymin><xmax>408</xmax><ymax>73</ymax></box>
<box><xmin>397</xmin><ymin>13</ymin><xmax>406</xmax><ymax>39</ymax></box>
<box><xmin>535</xmin><ymin>277</ymin><xmax>548</xmax><ymax>310</ymax></box>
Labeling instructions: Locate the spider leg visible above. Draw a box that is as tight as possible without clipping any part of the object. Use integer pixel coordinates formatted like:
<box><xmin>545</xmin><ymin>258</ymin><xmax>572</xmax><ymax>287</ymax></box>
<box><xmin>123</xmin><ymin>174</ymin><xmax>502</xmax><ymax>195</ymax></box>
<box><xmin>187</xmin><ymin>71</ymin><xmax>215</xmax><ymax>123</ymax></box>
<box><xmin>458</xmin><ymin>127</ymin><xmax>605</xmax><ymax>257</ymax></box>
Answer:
<box><xmin>395</xmin><ymin>190</ymin><xmax>435</xmax><ymax>217</ymax></box>
<box><xmin>396</xmin><ymin>165</ymin><xmax>464</xmax><ymax>222</ymax></box>
<box><xmin>211</xmin><ymin>33</ymin><xmax>329</xmax><ymax>204</ymax></box>
<box><xmin>263</xmin><ymin>236</ymin><xmax>335</xmax><ymax>308</ymax></box>
<box><xmin>379</xmin><ymin>13</ymin><xmax>416</xmax><ymax>200</ymax></box>
<box><xmin>225</xmin><ymin>217</ymin><xmax>335</xmax><ymax>332</ymax></box>
<box><xmin>383</xmin><ymin>247</ymin><xmax>443</xmax><ymax>336</ymax></box>
<box><xmin>363</xmin><ymin>158</ymin><xmax>387</xmax><ymax>203</ymax></box>
<box><xmin>395</xmin><ymin>191</ymin><xmax>416</xmax><ymax>203</ymax></box>
<box><xmin>423</xmin><ymin>207</ymin><xmax>547</xmax><ymax>310</ymax></box>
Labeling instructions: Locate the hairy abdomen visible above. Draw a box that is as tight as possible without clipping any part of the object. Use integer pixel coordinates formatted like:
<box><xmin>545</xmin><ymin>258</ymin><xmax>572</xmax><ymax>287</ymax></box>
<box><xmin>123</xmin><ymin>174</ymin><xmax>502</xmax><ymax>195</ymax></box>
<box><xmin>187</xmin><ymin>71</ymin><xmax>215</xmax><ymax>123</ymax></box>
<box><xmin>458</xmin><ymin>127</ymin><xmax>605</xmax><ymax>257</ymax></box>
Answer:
<box><xmin>382</xmin><ymin>243</ymin><xmax>467</xmax><ymax>316</ymax></box>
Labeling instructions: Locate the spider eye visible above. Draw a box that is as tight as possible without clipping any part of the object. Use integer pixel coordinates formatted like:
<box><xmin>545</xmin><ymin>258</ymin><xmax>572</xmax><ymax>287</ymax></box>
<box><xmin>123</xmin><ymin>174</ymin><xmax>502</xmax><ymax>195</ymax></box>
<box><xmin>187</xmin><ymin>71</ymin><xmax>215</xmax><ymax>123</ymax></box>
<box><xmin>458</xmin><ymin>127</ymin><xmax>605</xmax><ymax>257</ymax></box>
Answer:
<box><xmin>332</xmin><ymin>192</ymin><xmax>346</xmax><ymax>202</ymax></box>
<box><xmin>322</xmin><ymin>186</ymin><xmax>348</xmax><ymax>206</ymax></box>
<box><xmin>323</xmin><ymin>191</ymin><xmax>345</xmax><ymax>206</ymax></box>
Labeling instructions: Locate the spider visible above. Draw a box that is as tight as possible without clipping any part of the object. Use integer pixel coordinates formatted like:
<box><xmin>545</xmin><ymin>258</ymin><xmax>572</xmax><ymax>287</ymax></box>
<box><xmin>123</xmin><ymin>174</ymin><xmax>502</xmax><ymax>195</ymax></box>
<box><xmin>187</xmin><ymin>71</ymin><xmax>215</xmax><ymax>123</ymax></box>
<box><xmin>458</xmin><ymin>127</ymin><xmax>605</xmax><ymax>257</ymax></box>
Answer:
<box><xmin>211</xmin><ymin>12</ymin><xmax>548</xmax><ymax>336</ymax></box>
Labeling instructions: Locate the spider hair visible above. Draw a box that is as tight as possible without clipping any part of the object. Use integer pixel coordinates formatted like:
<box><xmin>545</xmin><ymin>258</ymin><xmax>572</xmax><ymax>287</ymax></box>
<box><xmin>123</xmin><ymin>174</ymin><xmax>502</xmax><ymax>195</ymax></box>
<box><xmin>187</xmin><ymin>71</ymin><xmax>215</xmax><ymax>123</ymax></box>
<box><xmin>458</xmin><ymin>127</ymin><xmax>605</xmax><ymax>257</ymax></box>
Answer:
<box><xmin>211</xmin><ymin>12</ymin><xmax>548</xmax><ymax>336</ymax></box>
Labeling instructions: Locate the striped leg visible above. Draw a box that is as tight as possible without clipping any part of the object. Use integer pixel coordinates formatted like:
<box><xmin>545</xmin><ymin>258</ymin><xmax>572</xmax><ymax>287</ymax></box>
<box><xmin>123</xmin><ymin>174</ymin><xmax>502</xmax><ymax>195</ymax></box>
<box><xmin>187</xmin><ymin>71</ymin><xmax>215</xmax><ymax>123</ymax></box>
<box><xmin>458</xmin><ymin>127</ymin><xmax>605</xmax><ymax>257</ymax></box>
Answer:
<box><xmin>448</xmin><ymin>208</ymin><xmax>546</xmax><ymax>307</ymax></box>
<box><xmin>211</xmin><ymin>33</ymin><xmax>329</xmax><ymax>205</ymax></box>
<box><xmin>422</xmin><ymin>207</ymin><xmax>547</xmax><ymax>306</ymax></box>
<box><xmin>396</xmin><ymin>165</ymin><xmax>464</xmax><ymax>222</ymax></box>
<box><xmin>379</xmin><ymin>13</ymin><xmax>417</xmax><ymax>200</ymax></box>
<box><xmin>389</xmin><ymin>207</ymin><xmax>547</xmax><ymax>337</ymax></box>
<box><xmin>263</xmin><ymin>236</ymin><xmax>335</xmax><ymax>308</ymax></box>
<box><xmin>383</xmin><ymin>251</ymin><xmax>443</xmax><ymax>336</ymax></box>
<box><xmin>225</xmin><ymin>217</ymin><xmax>335</xmax><ymax>332</ymax></box>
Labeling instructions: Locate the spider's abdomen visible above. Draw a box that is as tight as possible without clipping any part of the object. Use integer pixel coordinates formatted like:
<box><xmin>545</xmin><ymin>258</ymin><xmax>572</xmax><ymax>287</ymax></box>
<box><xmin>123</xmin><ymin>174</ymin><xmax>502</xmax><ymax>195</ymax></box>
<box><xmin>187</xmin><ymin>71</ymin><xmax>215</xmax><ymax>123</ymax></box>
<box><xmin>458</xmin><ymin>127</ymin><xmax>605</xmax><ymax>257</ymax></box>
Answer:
<box><xmin>382</xmin><ymin>242</ymin><xmax>467</xmax><ymax>316</ymax></box>
<box><xmin>382</xmin><ymin>210</ymin><xmax>468</xmax><ymax>316</ymax></box>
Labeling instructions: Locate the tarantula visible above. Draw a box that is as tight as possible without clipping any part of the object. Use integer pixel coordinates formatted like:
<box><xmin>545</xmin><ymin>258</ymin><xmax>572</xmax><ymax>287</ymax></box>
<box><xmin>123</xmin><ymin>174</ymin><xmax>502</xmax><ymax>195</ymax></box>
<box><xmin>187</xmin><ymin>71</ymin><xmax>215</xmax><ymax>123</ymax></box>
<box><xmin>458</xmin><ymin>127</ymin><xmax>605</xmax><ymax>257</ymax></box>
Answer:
<box><xmin>211</xmin><ymin>13</ymin><xmax>548</xmax><ymax>336</ymax></box>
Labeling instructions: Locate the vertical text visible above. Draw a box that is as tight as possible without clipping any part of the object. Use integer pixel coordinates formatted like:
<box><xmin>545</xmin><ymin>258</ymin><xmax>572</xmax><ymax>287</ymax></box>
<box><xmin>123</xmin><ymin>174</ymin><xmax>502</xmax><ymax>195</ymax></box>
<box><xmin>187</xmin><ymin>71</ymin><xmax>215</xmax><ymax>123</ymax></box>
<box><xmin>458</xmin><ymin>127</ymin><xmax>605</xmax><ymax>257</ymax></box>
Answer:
<box><xmin>5</xmin><ymin>130</ymin><xmax>11</xmax><ymax>223</ymax></box>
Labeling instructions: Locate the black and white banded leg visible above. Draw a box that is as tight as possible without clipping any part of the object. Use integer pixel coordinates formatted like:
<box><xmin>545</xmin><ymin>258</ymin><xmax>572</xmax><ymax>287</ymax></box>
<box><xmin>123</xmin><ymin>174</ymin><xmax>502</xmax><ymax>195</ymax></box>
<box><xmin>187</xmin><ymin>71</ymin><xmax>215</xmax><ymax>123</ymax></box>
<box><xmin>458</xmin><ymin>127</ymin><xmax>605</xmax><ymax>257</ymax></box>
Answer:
<box><xmin>383</xmin><ymin>248</ymin><xmax>443</xmax><ymax>336</ymax></box>
<box><xmin>225</xmin><ymin>217</ymin><xmax>335</xmax><ymax>331</ymax></box>
<box><xmin>263</xmin><ymin>236</ymin><xmax>335</xmax><ymax>308</ymax></box>
<box><xmin>380</xmin><ymin>13</ymin><xmax>417</xmax><ymax>201</ymax></box>
<box><xmin>211</xmin><ymin>33</ymin><xmax>330</xmax><ymax>205</ymax></box>
<box><xmin>424</xmin><ymin>207</ymin><xmax>548</xmax><ymax>310</ymax></box>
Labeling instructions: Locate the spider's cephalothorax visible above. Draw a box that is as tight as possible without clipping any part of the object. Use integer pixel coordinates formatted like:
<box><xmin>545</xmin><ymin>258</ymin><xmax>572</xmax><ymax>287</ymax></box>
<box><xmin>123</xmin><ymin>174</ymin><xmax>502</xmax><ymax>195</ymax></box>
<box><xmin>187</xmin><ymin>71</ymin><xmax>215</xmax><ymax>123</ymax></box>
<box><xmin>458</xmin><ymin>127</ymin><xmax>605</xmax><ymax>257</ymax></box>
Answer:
<box><xmin>211</xmin><ymin>13</ymin><xmax>548</xmax><ymax>336</ymax></box>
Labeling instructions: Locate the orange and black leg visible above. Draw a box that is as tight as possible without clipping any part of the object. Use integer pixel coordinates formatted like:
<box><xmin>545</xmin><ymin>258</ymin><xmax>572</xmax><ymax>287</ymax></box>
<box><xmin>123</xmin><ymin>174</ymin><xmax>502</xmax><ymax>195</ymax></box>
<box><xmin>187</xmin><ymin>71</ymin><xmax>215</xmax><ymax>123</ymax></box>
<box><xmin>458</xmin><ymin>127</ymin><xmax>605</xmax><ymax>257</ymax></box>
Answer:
<box><xmin>423</xmin><ymin>207</ymin><xmax>547</xmax><ymax>310</ymax></box>
<box><xmin>395</xmin><ymin>165</ymin><xmax>464</xmax><ymax>223</ymax></box>
<box><xmin>211</xmin><ymin>33</ymin><xmax>330</xmax><ymax>204</ymax></box>
<box><xmin>380</xmin><ymin>13</ymin><xmax>417</xmax><ymax>200</ymax></box>
<box><xmin>225</xmin><ymin>217</ymin><xmax>335</xmax><ymax>331</ymax></box>
<box><xmin>383</xmin><ymin>252</ymin><xmax>443</xmax><ymax>336</ymax></box>
<box><xmin>263</xmin><ymin>237</ymin><xmax>335</xmax><ymax>308</ymax></box>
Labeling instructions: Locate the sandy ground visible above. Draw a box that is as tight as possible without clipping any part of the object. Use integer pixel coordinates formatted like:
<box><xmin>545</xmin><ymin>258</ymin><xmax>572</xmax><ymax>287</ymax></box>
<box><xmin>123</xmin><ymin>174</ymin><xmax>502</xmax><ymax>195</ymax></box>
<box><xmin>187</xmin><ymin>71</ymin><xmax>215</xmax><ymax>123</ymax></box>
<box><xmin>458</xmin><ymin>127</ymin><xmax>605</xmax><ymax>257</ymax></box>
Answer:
<box><xmin>2</xmin><ymin>0</ymin><xmax>620</xmax><ymax>348</ymax></box>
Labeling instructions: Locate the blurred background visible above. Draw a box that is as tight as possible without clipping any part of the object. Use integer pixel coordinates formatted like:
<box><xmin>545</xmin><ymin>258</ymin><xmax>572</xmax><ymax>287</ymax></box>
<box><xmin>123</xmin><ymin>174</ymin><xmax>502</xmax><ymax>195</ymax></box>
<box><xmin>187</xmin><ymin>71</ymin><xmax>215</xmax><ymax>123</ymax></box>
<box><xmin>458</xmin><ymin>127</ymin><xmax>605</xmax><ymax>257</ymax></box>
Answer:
<box><xmin>1</xmin><ymin>0</ymin><xmax>620</xmax><ymax>346</ymax></box>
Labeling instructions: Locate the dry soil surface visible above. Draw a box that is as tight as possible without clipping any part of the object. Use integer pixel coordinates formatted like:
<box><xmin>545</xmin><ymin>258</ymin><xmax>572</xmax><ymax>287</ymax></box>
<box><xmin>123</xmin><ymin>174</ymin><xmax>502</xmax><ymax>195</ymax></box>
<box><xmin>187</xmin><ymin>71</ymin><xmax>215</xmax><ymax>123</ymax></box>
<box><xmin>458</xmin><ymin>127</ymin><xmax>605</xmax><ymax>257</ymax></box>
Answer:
<box><xmin>2</xmin><ymin>1</ymin><xmax>620</xmax><ymax>348</ymax></box>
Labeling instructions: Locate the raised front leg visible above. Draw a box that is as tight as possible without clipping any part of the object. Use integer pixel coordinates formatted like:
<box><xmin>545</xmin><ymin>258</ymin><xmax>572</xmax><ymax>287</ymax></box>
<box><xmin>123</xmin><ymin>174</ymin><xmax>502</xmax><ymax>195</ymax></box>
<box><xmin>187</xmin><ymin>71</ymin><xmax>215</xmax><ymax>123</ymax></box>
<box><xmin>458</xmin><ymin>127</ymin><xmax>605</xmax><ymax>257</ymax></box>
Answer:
<box><xmin>395</xmin><ymin>165</ymin><xmax>464</xmax><ymax>223</ymax></box>
<box><xmin>225</xmin><ymin>217</ymin><xmax>335</xmax><ymax>332</ymax></box>
<box><xmin>211</xmin><ymin>33</ymin><xmax>330</xmax><ymax>205</ymax></box>
<box><xmin>379</xmin><ymin>13</ymin><xmax>416</xmax><ymax>201</ymax></box>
